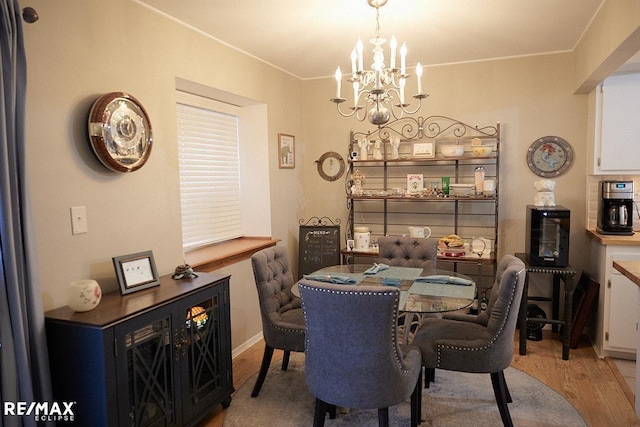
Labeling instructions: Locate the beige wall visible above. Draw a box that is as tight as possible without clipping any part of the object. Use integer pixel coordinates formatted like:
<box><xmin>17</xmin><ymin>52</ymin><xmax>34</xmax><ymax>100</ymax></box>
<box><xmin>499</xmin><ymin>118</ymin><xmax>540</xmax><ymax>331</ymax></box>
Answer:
<box><xmin>20</xmin><ymin>0</ymin><xmax>640</xmax><ymax>353</ymax></box>
<box><xmin>302</xmin><ymin>53</ymin><xmax>591</xmax><ymax>276</ymax></box>
<box><xmin>23</xmin><ymin>0</ymin><xmax>304</xmax><ymax>350</ymax></box>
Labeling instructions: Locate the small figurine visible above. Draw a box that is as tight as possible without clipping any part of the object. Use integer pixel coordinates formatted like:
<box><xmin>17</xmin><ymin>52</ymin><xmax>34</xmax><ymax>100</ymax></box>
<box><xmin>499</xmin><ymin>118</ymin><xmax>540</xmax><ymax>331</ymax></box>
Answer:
<box><xmin>390</xmin><ymin>135</ymin><xmax>400</xmax><ymax>159</ymax></box>
<box><xmin>533</xmin><ymin>179</ymin><xmax>556</xmax><ymax>207</ymax></box>
<box><xmin>357</xmin><ymin>137</ymin><xmax>371</xmax><ymax>161</ymax></box>
<box><xmin>172</xmin><ymin>264</ymin><xmax>198</xmax><ymax>279</ymax></box>
<box><xmin>351</xmin><ymin>169</ymin><xmax>365</xmax><ymax>195</ymax></box>
<box><xmin>373</xmin><ymin>139</ymin><xmax>383</xmax><ymax>160</ymax></box>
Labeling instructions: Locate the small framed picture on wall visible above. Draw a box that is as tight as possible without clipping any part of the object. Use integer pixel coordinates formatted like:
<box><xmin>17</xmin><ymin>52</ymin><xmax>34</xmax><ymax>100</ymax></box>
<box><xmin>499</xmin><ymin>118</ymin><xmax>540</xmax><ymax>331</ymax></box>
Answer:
<box><xmin>278</xmin><ymin>133</ymin><xmax>295</xmax><ymax>169</ymax></box>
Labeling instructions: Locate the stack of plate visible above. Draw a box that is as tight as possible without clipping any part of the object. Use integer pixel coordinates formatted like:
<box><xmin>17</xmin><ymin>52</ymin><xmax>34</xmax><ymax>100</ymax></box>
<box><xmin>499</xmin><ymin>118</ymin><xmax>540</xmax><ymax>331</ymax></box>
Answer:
<box><xmin>449</xmin><ymin>184</ymin><xmax>475</xmax><ymax>196</ymax></box>
<box><xmin>440</xmin><ymin>248</ymin><xmax>467</xmax><ymax>257</ymax></box>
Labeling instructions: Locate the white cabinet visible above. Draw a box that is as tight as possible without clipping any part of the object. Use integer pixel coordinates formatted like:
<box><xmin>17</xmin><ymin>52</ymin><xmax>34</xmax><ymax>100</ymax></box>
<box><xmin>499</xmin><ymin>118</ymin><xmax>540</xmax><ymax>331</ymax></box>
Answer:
<box><xmin>588</xmin><ymin>240</ymin><xmax>640</xmax><ymax>358</ymax></box>
<box><xmin>608</xmin><ymin>271</ymin><xmax>638</xmax><ymax>350</ymax></box>
<box><xmin>592</xmin><ymin>73</ymin><xmax>640</xmax><ymax>174</ymax></box>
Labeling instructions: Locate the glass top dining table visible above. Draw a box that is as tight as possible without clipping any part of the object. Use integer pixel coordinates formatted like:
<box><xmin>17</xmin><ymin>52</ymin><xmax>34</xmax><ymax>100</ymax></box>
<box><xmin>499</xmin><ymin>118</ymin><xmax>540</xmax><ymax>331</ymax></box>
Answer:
<box><xmin>294</xmin><ymin>264</ymin><xmax>476</xmax><ymax>314</ymax></box>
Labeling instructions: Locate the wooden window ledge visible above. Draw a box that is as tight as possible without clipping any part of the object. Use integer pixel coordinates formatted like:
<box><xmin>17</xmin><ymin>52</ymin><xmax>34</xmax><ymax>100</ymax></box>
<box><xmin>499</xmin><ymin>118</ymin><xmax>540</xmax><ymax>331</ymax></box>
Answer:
<box><xmin>185</xmin><ymin>236</ymin><xmax>280</xmax><ymax>272</ymax></box>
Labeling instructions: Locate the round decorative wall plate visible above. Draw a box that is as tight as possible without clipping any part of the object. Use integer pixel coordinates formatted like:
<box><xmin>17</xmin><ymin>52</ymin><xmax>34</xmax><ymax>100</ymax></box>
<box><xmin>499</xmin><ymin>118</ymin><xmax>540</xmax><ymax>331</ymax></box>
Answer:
<box><xmin>88</xmin><ymin>92</ymin><xmax>153</xmax><ymax>173</ymax></box>
<box><xmin>316</xmin><ymin>151</ymin><xmax>346</xmax><ymax>181</ymax></box>
<box><xmin>526</xmin><ymin>136</ymin><xmax>573</xmax><ymax>178</ymax></box>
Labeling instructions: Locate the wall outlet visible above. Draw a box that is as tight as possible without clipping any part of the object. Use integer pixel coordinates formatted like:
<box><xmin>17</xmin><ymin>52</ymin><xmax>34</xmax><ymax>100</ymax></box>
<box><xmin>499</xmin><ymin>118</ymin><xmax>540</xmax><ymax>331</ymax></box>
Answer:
<box><xmin>70</xmin><ymin>206</ymin><xmax>88</xmax><ymax>235</ymax></box>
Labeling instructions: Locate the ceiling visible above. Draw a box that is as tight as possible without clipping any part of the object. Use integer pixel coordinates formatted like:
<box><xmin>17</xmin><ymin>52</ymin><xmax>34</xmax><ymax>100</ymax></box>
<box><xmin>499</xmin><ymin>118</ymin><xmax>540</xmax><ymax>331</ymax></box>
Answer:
<box><xmin>139</xmin><ymin>0</ymin><xmax>618</xmax><ymax>80</ymax></box>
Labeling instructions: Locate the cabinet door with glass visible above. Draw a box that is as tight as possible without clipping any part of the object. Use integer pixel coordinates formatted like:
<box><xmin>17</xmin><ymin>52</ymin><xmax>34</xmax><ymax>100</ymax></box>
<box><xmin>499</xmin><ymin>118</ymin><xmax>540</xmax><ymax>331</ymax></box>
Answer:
<box><xmin>177</xmin><ymin>284</ymin><xmax>233</xmax><ymax>424</ymax></box>
<box><xmin>114</xmin><ymin>310</ymin><xmax>176</xmax><ymax>427</ymax></box>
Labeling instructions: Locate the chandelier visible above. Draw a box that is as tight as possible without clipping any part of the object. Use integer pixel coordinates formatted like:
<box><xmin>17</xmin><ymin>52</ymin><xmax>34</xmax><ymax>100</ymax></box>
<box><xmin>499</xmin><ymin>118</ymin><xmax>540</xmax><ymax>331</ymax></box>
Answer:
<box><xmin>330</xmin><ymin>0</ymin><xmax>426</xmax><ymax>126</ymax></box>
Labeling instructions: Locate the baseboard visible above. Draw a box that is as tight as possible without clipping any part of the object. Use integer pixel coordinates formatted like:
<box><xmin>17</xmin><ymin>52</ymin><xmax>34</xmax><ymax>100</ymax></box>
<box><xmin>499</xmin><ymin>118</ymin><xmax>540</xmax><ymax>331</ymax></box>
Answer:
<box><xmin>606</xmin><ymin>357</ymin><xmax>635</xmax><ymax>409</ymax></box>
<box><xmin>232</xmin><ymin>331</ymin><xmax>264</xmax><ymax>359</ymax></box>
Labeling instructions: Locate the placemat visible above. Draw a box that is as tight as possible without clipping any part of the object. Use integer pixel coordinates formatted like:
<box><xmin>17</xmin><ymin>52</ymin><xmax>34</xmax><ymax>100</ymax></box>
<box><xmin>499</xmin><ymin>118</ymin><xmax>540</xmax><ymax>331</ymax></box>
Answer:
<box><xmin>408</xmin><ymin>281</ymin><xmax>475</xmax><ymax>299</ymax></box>
<box><xmin>307</xmin><ymin>269</ymin><xmax>365</xmax><ymax>284</ymax></box>
<box><xmin>374</xmin><ymin>266</ymin><xmax>423</xmax><ymax>280</ymax></box>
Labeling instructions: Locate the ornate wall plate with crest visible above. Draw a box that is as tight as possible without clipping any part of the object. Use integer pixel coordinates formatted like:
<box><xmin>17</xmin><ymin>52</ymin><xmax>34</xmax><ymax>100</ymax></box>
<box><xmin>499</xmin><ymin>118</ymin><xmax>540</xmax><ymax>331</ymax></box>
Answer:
<box><xmin>526</xmin><ymin>136</ymin><xmax>573</xmax><ymax>177</ymax></box>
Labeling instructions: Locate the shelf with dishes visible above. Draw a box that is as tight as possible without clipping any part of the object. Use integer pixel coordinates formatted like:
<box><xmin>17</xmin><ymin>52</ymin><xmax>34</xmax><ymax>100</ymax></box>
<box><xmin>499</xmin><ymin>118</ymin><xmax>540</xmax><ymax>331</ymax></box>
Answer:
<box><xmin>345</xmin><ymin>116</ymin><xmax>501</xmax><ymax>289</ymax></box>
<box><xmin>343</xmin><ymin>233</ymin><xmax>496</xmax><ymax>264</ymax></box>
<box><xmin>341</xmin><ymin>246</ymin><xmax>496</xmax><ymax>265</ymax></box>
<box><xmin>348</xmin><ymin>193</ymin><xmax>497</xmax><ymax>201</ymax></box>
<box><xmin>349</xmin><ymin>153</ymin><xmax>497</xmax><ymax>164</ymax></box>
<box><xmin>348</xmin><ymin>155</ymin><xmax>497</xmax><ymax>201</ymax></box>
<box><xmin>350</xmin><ymin>124</ymin><xmax>498</xmax><ymax>164</ymax></box>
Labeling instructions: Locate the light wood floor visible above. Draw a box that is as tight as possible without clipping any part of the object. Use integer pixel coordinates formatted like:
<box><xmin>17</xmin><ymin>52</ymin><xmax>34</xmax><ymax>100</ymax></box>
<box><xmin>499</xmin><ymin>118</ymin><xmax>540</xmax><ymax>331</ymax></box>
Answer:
<box><xmin>199</xmin><ymin>331</ymin><xmax>640</xmax><ymax>427</ymax></box>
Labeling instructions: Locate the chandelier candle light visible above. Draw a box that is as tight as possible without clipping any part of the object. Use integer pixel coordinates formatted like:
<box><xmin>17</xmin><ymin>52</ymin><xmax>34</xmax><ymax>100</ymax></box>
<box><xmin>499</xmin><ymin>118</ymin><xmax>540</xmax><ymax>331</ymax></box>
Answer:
<box><xmin>331</xmin><ymin>0</ymin><xmax>427</xmax><ymax>126</ymax></box>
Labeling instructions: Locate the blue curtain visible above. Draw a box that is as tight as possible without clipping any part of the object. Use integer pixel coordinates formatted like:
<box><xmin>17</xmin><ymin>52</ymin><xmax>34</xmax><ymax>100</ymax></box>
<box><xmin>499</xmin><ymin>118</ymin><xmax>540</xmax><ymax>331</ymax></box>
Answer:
<box><xmin>1</xmin><ymin>2</ymin><xmax>52</xmax><ymax>426</ymax></box>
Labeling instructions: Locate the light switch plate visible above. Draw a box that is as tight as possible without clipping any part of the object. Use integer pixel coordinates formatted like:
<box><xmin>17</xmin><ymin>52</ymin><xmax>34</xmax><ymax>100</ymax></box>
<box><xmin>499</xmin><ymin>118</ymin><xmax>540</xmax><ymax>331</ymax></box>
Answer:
<box><xmin>70</xmin><ymin>206</ymin><xmax>88</xmax><ymax>235</ymax></box>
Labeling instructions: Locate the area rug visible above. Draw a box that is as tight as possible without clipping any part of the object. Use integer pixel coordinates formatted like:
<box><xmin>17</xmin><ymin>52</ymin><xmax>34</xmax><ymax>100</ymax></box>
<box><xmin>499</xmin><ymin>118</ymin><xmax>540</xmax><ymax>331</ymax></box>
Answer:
<box><xmin>224</xmin><ymin>353</ymin><xmax>586</xmax><ymax>426</ymax></box>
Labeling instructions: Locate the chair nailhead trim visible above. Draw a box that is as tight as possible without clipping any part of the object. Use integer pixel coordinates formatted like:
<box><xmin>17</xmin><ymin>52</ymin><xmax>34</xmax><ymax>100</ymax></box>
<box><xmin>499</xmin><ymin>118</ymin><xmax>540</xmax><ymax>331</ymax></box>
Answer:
<box><xmin>435</xmin><ymin>268</ymin><xmax>524</xmax><ymax>368</ymax></box>
<box><xmin>271</xmin><ymin>325</ymin><xmax>305</xmax><ymax>334</ymax></box>
<box><xmin>299</xmin><ymin>283</ymin><xmax>414</xmax><ymax>374</ymax></box>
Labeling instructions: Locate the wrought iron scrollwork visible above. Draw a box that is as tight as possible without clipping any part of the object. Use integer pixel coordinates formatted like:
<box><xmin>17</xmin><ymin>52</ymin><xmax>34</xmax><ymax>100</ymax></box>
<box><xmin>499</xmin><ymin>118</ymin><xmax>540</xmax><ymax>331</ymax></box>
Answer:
<box><xmin>299</xmin><ymin>217</ymin><xmax>341</xmax><ymax>226</ymax></box>
<box><xmin>352</xmin><ymin>115</ymin><xmax>499</xmax><ymax>142</ymax></box>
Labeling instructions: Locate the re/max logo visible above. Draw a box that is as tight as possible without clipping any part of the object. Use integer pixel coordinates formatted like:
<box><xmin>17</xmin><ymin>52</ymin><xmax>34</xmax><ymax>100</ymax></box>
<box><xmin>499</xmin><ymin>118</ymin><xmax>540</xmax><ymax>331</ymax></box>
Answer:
<box><xmin>3</xmin><ymin>401</ymin><xmax>75</xmax><ymax>421</ymax></box>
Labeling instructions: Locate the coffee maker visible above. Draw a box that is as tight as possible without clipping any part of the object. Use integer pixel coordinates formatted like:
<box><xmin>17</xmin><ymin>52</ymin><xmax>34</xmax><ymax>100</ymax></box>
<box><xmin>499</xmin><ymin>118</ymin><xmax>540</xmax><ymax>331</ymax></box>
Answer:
<box><xmin>597</xmin><ymin>180</ymin><xmax>634</xmax><ymax>235</ymax></box>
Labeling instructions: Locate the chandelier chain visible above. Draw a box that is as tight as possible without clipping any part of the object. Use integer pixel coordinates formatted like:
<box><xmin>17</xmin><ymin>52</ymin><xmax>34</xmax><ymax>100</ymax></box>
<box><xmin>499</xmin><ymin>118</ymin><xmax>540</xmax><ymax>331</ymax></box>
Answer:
<box><xmin>330</xmin><ymin>0</ymin><xmax>427</xmax><ymax>126</ymax></box>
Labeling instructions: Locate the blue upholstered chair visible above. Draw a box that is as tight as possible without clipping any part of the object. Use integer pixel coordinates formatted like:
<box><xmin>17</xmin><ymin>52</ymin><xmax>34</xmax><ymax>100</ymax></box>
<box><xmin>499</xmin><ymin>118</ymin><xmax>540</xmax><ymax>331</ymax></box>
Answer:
<box><xmin>250</xmin><ymin>246</ymin><xmax>306</xmax><ymax>397</ymax></box>
<box><xmin>377</xmin><ymin>236</ymin><xmax>438</xmax><ymax>270</ymax></box>
<box><xmin>299</xmin><ymin>280</ymin><xmax>422</xmax><ymax>427</ymax></box>
<box><xmin>411</xmin><ymin>254</ymin><xmax>525</xmax><ymax>427</ymax></box>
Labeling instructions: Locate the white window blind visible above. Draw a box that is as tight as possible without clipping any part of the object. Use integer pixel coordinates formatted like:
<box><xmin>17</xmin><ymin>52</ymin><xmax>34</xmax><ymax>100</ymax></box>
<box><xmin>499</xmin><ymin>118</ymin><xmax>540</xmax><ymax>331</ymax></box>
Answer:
<box><xmin>176</xmin><ymin>91</ymin><xmax>242</xmax><ymax>249</ymax></box>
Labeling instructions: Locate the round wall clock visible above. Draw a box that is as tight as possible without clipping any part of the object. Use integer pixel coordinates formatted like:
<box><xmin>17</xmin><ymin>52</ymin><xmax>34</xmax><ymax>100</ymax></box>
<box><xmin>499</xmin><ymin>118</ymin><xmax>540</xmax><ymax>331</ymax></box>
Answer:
<box><xmin>526</xmin><ymin>136</ymin><xmax>573</xmax><ymax>178</ymax></box>
<box><xmin>316</xmin><ymin>151</ymin><xmax>346</xmax><ymax>181</ymax></box>
<box><xmin>88</xmin><ymin>92</ymin><xmax>153</xmax><ymax>173</ymax></box>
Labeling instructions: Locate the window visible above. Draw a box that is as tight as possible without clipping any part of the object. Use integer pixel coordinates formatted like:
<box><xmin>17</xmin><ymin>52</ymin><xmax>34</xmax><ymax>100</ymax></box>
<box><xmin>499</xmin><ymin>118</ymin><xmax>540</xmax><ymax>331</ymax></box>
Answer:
<box><xmin>176</xmin><ymin>91</ymin><xmax>242</xmax><ymax>250</ymax></box>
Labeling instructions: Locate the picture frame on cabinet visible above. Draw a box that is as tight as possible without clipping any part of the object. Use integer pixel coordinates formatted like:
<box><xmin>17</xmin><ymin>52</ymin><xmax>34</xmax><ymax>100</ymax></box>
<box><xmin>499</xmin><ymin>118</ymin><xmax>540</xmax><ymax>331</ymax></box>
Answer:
<box><xmin>411</xmin><ymin>141</ymin><xmax>435</xmax><ymax>158</ymax></box>
<box><xmin>113</xmin><ymin>250</ymin><xmax>160</xmax><ymax>295</ymax></box>
<box><xmin>278</xmin><ymin>133</ymin><xmax>295</xmax><ymax>168</ymax></box>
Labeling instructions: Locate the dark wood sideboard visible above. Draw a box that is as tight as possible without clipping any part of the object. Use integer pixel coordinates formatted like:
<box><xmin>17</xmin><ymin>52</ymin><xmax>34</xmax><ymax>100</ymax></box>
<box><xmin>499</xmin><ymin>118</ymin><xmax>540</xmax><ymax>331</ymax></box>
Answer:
<box><xmin>45</xmin><ymin>272</ymin><xmax>233</xmax><ymax>426</ymax></box>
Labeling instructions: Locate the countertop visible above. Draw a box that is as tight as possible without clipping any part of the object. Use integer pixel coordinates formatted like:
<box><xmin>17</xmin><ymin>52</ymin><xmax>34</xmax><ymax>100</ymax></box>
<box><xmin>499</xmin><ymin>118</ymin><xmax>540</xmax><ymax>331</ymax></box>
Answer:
<box><xmin>613</xmin><ymin>260</ymin><xmax>640</xmax><ymax>288</ymax></box>
<box><xmin>586</xmin><ymin>229</ymin><xmax>640</xmax><ymax>246</ymax></box>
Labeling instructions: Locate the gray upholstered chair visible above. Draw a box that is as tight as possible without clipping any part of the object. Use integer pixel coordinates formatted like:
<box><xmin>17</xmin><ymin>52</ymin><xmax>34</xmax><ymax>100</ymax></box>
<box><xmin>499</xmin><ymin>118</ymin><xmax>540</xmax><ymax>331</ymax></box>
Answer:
<box><xmin>250</xmin><ymin>246</ymin><xmax>306</xmax><ymax>397</ymax></box>
<box><xmin>377</xmin><ymin>236</ymin><xmax>438</xmax><ymax>270</ymax></box>
<box><xmin>441</xmin><ymin>254</ymin><xmax>515</xmax><ymax>326</ymax></box>
<box><xmin>378</xmin><ymin>236</ymin><xmax>439</xmax><ymax>340</ymax></box>
<box><xmin>411</xmin><ymin>254</ymin><xmax>525</xmax><ymax>427</ymax></box>
<box><xmin>299</xmin><ymin>280</ymin><xmax>422</xmax><ymax>427</ymax></box>
<box><xmin>422</xmin><ymin>255</ymin><xmax>517</xmax><ymax>384</ymax></box>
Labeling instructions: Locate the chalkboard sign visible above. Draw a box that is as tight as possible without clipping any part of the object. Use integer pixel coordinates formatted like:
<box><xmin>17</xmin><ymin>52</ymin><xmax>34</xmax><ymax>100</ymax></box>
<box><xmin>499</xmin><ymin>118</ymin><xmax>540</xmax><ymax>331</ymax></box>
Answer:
<box><xmin>298</xmin><ymin>225</ymin><xmax>341</xmax><ymax>279</ymax></box>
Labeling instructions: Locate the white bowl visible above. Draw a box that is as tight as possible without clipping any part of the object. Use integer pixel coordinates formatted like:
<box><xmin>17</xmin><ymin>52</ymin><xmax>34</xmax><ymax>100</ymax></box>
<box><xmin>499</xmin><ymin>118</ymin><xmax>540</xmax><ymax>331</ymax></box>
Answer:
<box><xmin>441</xmin><ymin>145</ymin><xmax>464</xmax><ymax>157</ymax></box>
<box><xmin>472</xmin><ymin>145</ymin><xmax>492</xmax><ymax>157</ymax></box>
